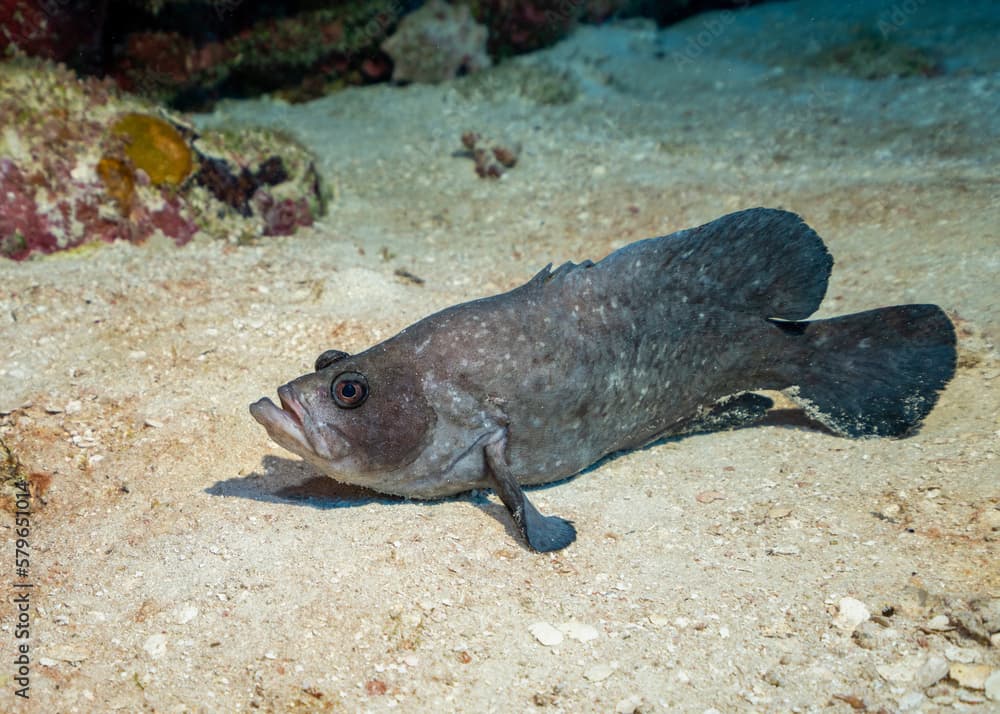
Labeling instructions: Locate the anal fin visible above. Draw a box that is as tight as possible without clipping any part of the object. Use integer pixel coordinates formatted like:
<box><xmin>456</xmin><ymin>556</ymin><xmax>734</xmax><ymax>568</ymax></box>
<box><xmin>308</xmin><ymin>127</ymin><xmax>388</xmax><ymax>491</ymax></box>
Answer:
<box><xmin>660</xmin><ymin>392</ymin><xmax>774</xmax><ymax>439</ymax></box>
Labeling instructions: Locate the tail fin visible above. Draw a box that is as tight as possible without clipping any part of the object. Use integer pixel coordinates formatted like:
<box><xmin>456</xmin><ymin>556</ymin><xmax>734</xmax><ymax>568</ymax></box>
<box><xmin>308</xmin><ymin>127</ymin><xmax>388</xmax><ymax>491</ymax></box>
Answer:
<box><xmin>772</xmin><ymin>305</ymin><xmax>956</xmax><ymax>437</ymax></box>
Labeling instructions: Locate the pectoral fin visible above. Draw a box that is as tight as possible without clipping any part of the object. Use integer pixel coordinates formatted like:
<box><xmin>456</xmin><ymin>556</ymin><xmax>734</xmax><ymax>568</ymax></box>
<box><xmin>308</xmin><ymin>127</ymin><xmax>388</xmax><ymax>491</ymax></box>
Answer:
<box><xmin>484</xmin><ymin>435</ymin><xmax>576</xmax><ymax>552</ymax></box>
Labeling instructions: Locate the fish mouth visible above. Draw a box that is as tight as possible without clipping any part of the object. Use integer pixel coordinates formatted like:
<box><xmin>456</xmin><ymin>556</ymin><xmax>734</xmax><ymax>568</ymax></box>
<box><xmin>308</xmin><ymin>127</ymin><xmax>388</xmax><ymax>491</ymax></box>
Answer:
<box><xmin>277</xmin><ymin>385</ymin><xmax>305</xmax><ymax>427</ymax></box>
<box><xmin>249</xmin><ymin>386</ymin><xmax>313</xmax><ymax>456</ymax></box>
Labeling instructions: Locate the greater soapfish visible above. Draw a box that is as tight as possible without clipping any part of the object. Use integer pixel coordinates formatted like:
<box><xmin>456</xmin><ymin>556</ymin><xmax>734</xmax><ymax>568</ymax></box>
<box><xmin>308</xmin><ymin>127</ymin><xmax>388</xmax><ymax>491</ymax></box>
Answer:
<box><xmin>251</xmin><ymin>208</ymin><xmax>956</xmax><ymax>551</ymax></box>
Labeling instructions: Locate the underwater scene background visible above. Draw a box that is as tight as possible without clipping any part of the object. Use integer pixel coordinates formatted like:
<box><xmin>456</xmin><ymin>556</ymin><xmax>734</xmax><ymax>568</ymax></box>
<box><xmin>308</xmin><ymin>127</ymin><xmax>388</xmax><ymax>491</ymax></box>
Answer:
<box><xmin>1</xmin><ymin>0</ymin><xmax>998</xmax><ymax>711</ymax></box>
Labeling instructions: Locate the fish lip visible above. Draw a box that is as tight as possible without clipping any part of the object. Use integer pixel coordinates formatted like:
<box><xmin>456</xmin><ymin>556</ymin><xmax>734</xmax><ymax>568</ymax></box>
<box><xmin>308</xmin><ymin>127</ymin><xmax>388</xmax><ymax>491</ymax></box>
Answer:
<box><xmin>250</xmin><ymin>388</ymin><xmax>338</xmax><ymax>461</ymax></box>
<box><xmin>277</xmin><ymin>385</ymin><xmax>305</xmax><ymax>428</ymax></box>
<box><xmin>249</xmin><ymin>391</ymin><xmax>312</xmax><ymax>455</ymax></box>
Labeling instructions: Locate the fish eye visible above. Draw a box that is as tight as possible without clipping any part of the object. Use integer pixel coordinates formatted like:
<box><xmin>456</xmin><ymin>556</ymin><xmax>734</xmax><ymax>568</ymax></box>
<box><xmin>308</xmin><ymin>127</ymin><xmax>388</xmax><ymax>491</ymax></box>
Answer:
<box><xmin>331</xmin><ymin>372</ymin><xmax>368</xmax><ymax>409</ymax></box>
<box><xmin>315</xmin><ymin>349</ymin><xmax>350</xmax><ymax>371</ymax></box>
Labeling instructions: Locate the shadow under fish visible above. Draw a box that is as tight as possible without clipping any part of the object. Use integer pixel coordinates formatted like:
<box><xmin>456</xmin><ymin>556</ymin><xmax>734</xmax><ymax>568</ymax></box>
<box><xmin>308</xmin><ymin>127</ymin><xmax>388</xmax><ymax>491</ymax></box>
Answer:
<box><xmin>250</xmin><ymin>208</ymin><xmax>957</xmax><ymax>552</ymax></box>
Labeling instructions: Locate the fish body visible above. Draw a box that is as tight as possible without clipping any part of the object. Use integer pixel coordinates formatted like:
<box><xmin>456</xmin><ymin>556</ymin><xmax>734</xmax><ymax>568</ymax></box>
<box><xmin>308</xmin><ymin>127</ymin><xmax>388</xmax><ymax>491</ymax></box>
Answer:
<box><xmin>251</xmin><ymin>208</ymin><xmax>956</xmax><ymax>551</ymax></box>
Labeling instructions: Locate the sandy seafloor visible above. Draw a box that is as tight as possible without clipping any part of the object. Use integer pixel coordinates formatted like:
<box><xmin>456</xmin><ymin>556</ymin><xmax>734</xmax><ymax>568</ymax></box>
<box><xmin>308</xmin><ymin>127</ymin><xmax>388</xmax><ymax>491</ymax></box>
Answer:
<box><xmin>2</xmin><ymin>0</ymin><xmax>999</xmax><ymax>711</ymax></box>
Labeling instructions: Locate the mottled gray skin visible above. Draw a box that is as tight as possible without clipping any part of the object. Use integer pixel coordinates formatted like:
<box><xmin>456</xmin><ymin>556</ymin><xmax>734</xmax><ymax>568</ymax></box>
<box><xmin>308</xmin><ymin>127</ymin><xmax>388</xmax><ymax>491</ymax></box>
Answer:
<box><xmin>251</xmin><ymin>208</ymin><xmax>956</xmax><ymax>551</ymax></box>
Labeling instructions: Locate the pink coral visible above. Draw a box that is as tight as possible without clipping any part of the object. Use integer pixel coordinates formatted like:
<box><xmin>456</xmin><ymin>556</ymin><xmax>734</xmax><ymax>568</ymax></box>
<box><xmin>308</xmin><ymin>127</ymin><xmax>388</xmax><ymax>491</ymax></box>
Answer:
<box><xmin>149</xmin><ymin>196</ymin><xmax>199</xmax><ymax>245</ymax></box>
<box><xmin>0</xmin><ymin>160</ymin><xmax>57</xmax><ymax>259</ymax></box>
<box><xmin>253</xmin><ymin>192</ymin><xmax>314</xmax><ymax>237</ymax></box>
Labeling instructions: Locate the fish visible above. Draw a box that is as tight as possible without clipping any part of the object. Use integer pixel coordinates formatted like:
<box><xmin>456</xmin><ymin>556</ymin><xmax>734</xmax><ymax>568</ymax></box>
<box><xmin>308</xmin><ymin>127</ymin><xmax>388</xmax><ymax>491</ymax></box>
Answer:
<box><xmin>250</xmin><ymin>208</ymin><xmax>956</xmax><ymax>552</ymax></box>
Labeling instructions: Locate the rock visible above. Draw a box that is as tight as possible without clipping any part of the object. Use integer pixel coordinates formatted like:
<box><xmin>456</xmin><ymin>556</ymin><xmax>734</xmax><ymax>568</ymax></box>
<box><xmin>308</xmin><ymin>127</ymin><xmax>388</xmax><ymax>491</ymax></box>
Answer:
<box><xmin>877</xmin><ymin>655</ymin><xmax>924</xmax><ymax>684</ymax></box>
<box><xmin>879</xmin><ymin>502</ymin><xmax>901</xmax><ymax>519</ymax></box>
<box><xmin>382</xmin><ymin>0</ymin><xmax>490</xmax><ymax>84</ymax></box>
<box><xmin>851</xmin><ymin>621</ymin><xmax>882</xmax><ymax>650</ymax></box>
<box><xmin>695</xmin><ymin>490</ymin><xmax>725</xmax><ymax>503</ymax></box>
<box><xmin>834</xmin><ymin>597</ymin><xmax>871</xmax><ymax>632</ymax></box>
<box><xmin>925</xmin><ymin>683</ymin><xmax>952</xmax><ymax>699</ymax></box>
<box><xmin>952</xmin><ymin>610</ymin><xmax>991</xmax><ymax>644</ymax></box>
<box><xmin>985</xmin><ymin>670</ymin><xmax>1000</xmax><ymax>701</ymax></box>
<box><xmin>172</xmin><ymin>605</ymin><xmax>198</xmax><ymax>625</ymax></box>
<box><xmin>615</xmin><ymin>695</ymin><xmax>644</xmax><ymax>713</ymax></box>
<box><xmin>896</xmin><ymin>691</ymin><xmax>925</xmax><ymax>711</ymax></box>
<box><xmin>915</xmin><ymin>655</ymin><xmax>949</xmax><ymax>689</ymax></box>
<box><xmin>896</xmin><ymin>585</ymin><xmax>934</xmax><ymax>617</ymax></box>
<box><xmin>980</xmin><ymin>508</ymin><xmax>1000</xmax><ymax>531</ymax></box>
<box><xmin>559</xmin><ymin>621</ymin><xmax>599</xmax><ymax>643</ymax></box>
<box><xmin>143</xmin><ymin>633</ymin><xmax>167</xmax><ymax>659</ymax></box>
<box><xmin>949</xmin><ymin>663</ymin><xmax>991</xmax><ymax>690</ymax></box>
<box><xmin>761</xmin><ymin>669</ymin><xmax>782</xmax><ymax>687</ymax></box>
<box><xmin>943</xmin><ymin>644</ymin><xmax>980</xmax><ymax>663</ymax></box>
<box><xmin>925</xmin><ymin>614</ymin><xmax>951</xmax><ymax>631</ymax></box>
<box><xmin>971</xmin><ymin>598</ymin><xmax>1000</xmax><ymax>633</ymax></box>
<box><xmin>584</xmin><ymin>663</ymin><xmax>615</xmax><ymax>681</ymax></box>
<box><xmin>529</xmin><ymin>622</ymin><xmax>563</xmax><ymax>647</ymax></box>
<box><xmin>956</xmin><ymin>689</ymin><xmax>986</xmax><ymax>704</ymax></box>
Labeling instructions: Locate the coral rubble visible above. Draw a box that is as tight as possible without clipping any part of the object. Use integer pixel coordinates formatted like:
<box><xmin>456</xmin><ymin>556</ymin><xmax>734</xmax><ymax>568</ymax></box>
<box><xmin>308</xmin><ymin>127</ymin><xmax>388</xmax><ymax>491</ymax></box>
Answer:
<box><xmin>459</xmin><ymin>131</ymin><xmax>520</xmax><ymax>179</ymax></box>
<box><xmin>382</xmin><ymin>0</ymin><xmax>491</xmax><ymax>83</ymax></box>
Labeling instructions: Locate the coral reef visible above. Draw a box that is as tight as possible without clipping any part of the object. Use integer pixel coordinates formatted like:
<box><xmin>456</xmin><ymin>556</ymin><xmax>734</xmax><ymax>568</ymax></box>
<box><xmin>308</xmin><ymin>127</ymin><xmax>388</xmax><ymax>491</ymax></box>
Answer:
<box><xmin>3</xmin><ymin>1</ymin><xmax>778</xmax><ymax>106</ymax></box>
<box><xmin>0</xmin><ymin>59</ymin><xmax>324</xmax><ymax>261</ymax></box>
<box><xmin>111</xmin><ymin>1</ymin><xmax>400</xmax><ymax>106</ymax></box>
<box><xmin>465</xmin><ymin>0</ymin><xmax>583</xmax><ymax>57</ymax></box>
<box><xmin>0</xmin><ymin>0</ymin><xmax>100</xmax><ymax>64</ymax></box>
<box><xmin>382</xmin><ymin>0</ymin><xmax>491</xmax><ymax>83</ymax></box>
<box><xmin>459</xmin><ymin>131</ymin><xmax>520</xmax><ymax>178</ymax></box>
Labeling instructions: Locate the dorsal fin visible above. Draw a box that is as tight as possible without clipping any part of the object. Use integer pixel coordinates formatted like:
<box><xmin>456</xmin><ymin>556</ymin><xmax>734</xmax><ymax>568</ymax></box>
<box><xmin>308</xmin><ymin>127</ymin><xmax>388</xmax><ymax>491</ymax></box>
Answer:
<box><xmin>663</xmin><ymin>208</ymin><xmax>833</xmax><ymax>320</ymax></box>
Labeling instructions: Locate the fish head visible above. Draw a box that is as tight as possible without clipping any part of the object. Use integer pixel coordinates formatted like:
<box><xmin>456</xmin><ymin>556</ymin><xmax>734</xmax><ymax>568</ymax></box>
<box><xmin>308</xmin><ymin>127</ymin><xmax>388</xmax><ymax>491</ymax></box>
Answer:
<box><xmin>249</xmin><ymin>348</ymin><xmax>436</xmax><ymax>489</ymax></box>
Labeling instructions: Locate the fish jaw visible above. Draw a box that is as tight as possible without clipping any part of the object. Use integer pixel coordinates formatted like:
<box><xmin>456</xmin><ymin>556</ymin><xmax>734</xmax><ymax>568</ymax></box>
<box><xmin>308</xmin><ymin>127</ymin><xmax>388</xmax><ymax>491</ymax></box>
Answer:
<box><xmin>250</xmin><ymin>385</ymin><xmax>335</xmax><ymax>461</ymax></box>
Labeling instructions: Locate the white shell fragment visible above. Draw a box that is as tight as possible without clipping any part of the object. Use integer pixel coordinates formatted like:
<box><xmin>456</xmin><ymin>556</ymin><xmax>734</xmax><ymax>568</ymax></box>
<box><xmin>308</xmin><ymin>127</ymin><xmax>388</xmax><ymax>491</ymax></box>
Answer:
<box><xmin>529</xmin><ymin>622</ymin><xmax>564</xmax><ymax>647</ymax></box>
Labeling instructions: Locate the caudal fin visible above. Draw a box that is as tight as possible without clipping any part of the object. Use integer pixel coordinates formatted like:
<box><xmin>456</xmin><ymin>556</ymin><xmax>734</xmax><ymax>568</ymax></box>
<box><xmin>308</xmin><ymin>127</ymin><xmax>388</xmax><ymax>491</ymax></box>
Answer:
<box><xmin>773</xmin><ymin>305</ymin><xmax>956</xmax><ymax>437</ymax></box>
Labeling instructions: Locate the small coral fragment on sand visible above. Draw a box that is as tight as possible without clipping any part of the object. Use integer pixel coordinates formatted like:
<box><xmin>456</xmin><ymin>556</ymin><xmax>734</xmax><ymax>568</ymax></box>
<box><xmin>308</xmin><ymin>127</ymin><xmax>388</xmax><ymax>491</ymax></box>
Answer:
<box><xmin>459</xmin><ymin>131</ymin><xmax>521</xmax><ymax>179</ymax></box>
